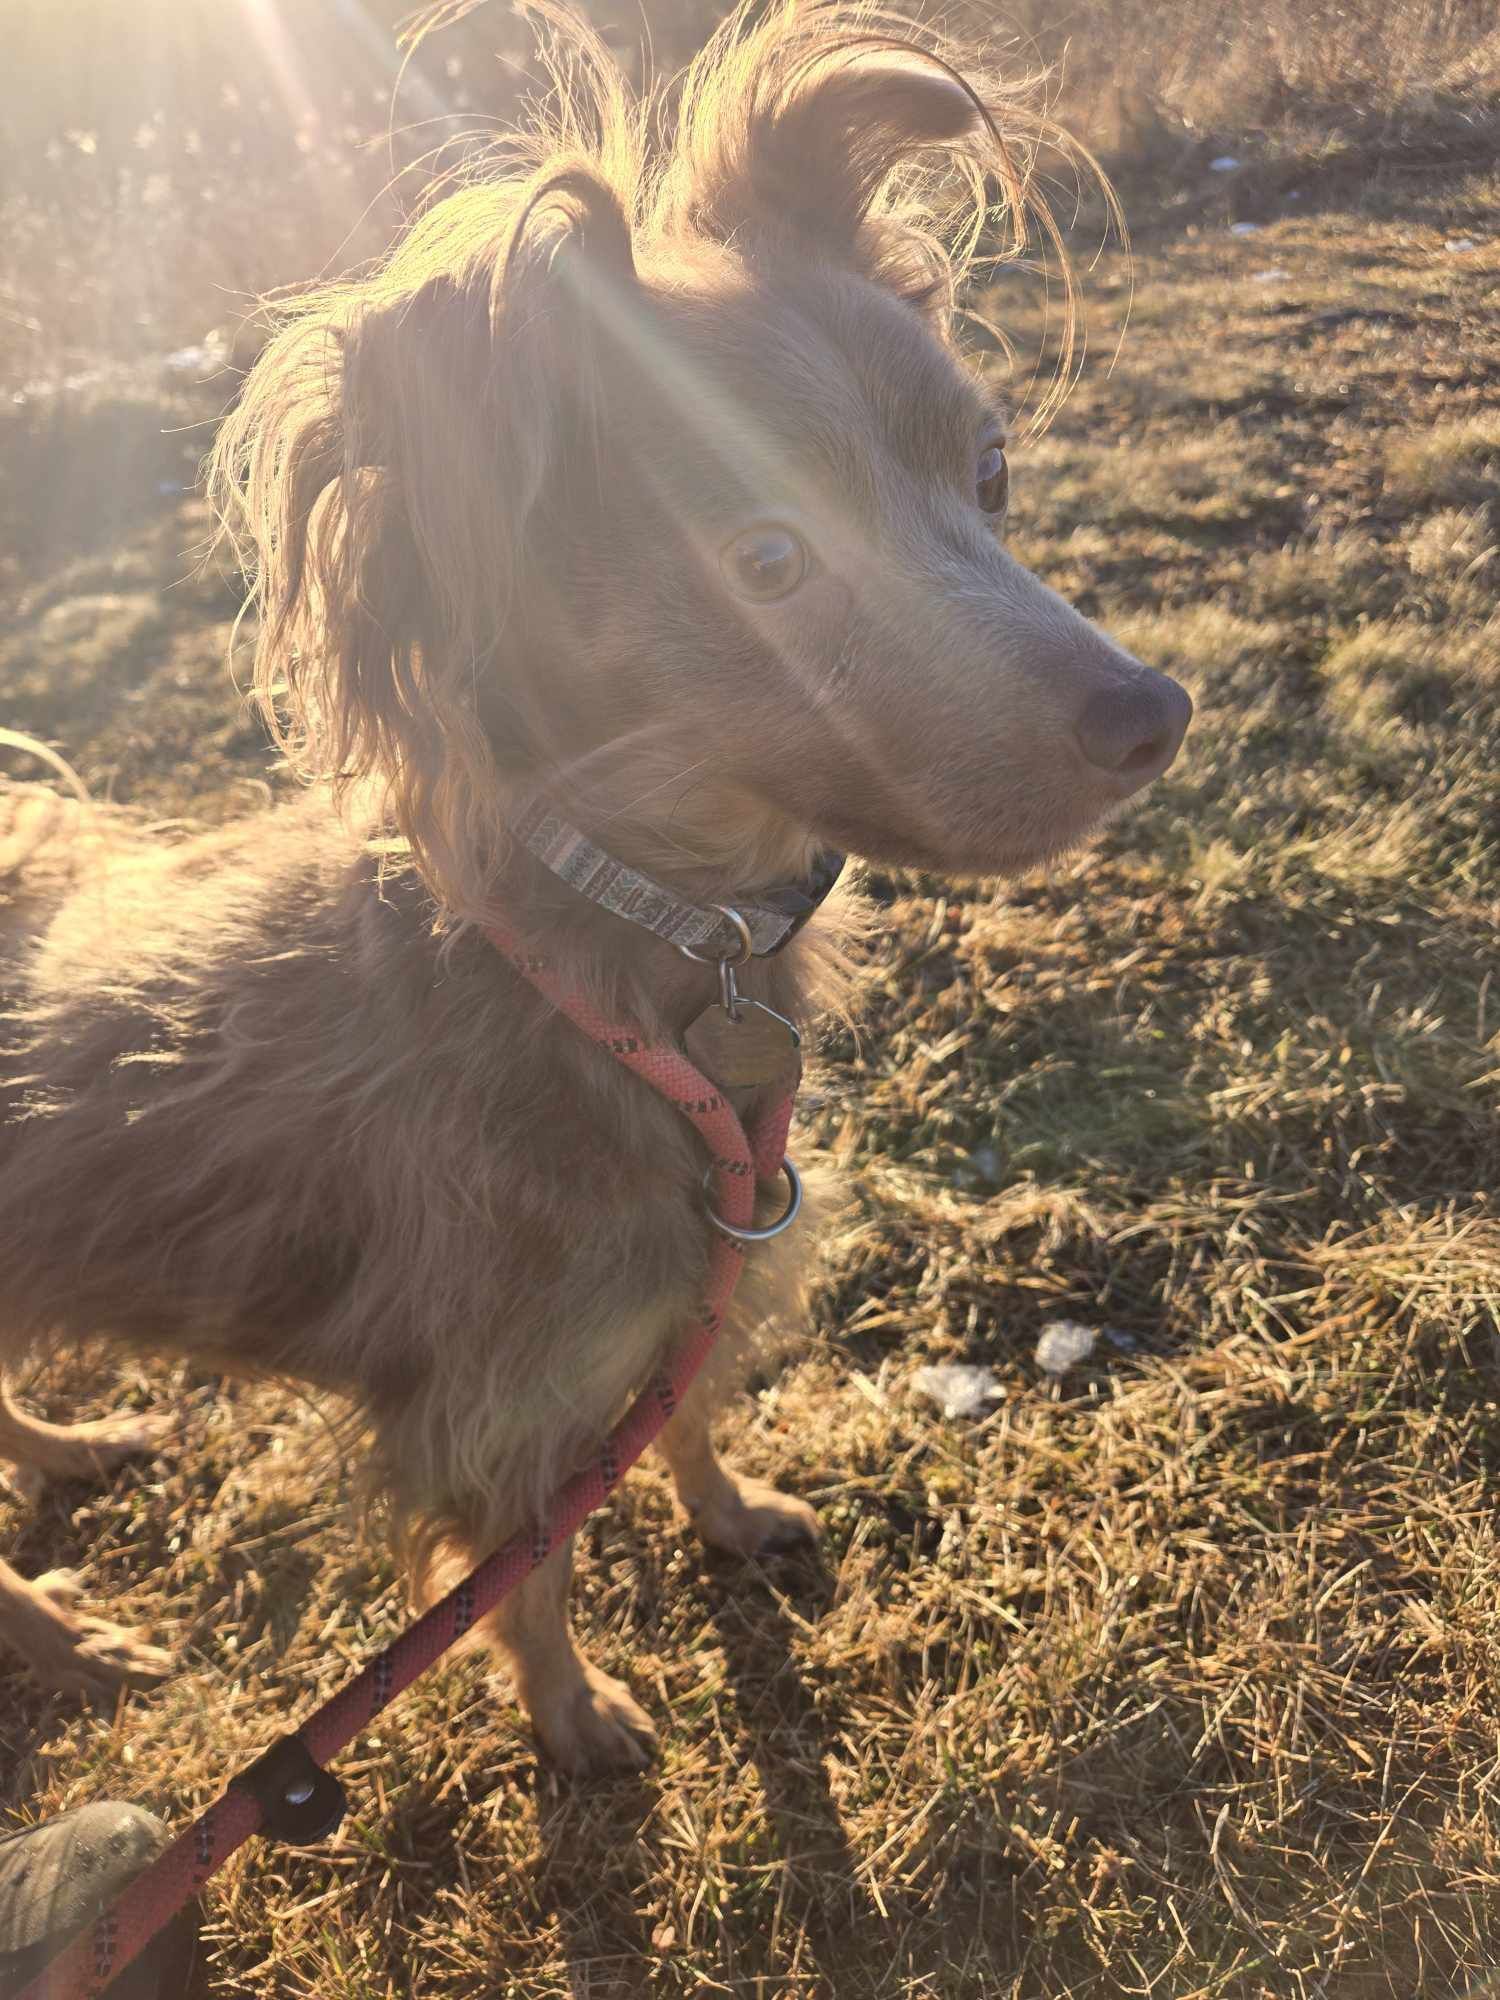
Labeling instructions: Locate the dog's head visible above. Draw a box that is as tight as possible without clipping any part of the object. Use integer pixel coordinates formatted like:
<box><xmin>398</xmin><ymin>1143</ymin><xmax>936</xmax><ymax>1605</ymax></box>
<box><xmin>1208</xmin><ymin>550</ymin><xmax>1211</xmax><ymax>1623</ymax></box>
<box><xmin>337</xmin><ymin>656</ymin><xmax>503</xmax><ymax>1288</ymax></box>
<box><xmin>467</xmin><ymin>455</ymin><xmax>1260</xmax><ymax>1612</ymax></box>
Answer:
<box><xmin>214</xmin><ymin>1</ymin><xmax>1190</xmax><ymax>919</ymax></box>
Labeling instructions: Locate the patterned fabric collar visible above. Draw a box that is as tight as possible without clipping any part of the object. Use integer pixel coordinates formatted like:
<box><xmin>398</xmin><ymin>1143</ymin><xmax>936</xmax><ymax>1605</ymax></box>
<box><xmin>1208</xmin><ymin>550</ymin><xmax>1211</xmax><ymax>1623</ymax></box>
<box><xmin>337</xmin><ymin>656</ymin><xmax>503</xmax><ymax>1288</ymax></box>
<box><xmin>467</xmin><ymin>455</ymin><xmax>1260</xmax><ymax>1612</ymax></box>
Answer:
<box><xmin>511</xmin><ymin>802</ymin><xmax>844</xmax><ymax>959</ymax></box>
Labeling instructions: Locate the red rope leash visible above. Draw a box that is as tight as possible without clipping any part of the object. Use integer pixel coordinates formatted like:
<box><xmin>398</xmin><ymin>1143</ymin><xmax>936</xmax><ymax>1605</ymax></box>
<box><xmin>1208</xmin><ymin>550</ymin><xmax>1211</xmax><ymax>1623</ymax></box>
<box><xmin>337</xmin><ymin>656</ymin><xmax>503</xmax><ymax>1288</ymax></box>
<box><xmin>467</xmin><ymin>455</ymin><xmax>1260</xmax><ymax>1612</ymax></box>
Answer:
<box><xmin>19</xmin><ymin>926</ymin><xmax>795</xmax><ymax>2000</ymax></box>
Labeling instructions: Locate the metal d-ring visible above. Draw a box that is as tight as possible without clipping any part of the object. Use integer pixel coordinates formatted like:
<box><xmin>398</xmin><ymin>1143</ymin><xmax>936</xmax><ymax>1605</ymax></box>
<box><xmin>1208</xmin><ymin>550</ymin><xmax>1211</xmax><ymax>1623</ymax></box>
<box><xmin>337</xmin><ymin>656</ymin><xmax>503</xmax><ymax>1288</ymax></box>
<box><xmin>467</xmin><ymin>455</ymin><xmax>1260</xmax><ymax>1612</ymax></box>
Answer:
<box><xmin>704</xmin><ymin>1157</ymin><xmax>803</xmax><ymax>1243</ymax></box>
<box><xmin>676</xmin><ymin>905</ymin><xmax>753</xmax><ymax>969</ymax></box>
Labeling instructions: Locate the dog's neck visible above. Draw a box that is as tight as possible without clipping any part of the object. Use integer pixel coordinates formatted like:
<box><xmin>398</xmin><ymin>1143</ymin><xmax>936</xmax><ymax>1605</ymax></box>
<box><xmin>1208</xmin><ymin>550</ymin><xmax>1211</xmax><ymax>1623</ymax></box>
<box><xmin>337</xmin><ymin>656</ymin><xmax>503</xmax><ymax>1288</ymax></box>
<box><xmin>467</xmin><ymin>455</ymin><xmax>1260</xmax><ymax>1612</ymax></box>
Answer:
<box><xmin>484</xmin><ymin>798</ymin><xmax>857</xmax><ymax>1039</ymax></box>
<box><xmin>510</xmin><ymin>799</ymin><xmax>843</xmax><ymax>963</ymax></box>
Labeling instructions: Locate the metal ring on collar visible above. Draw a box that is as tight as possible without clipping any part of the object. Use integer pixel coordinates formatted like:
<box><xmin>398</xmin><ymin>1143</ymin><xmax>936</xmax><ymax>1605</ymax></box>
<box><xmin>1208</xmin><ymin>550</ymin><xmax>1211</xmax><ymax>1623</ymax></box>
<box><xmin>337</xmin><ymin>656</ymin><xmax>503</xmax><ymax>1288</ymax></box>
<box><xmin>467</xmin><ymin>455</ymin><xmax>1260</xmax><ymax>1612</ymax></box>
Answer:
<box><xmin>704</xmin><ymin>1157</ymin><xmax>803</xmax><ymax>1243</ymax></box>
<box><xmin>677</xmin><ymin>905</ymin><xmax>753</xmax><ymax>967</ymax></box>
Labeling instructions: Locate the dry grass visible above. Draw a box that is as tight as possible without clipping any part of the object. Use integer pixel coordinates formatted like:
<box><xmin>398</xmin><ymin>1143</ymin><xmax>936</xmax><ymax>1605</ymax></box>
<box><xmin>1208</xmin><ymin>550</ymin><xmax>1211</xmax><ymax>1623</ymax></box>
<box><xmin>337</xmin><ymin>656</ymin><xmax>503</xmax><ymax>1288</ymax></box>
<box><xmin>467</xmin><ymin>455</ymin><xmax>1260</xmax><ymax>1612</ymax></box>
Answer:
<box><xmin>3</xmin><ymin>0</ymin><xmax>1498</xmax><ymax>391</ymax></box>
<box><xmin>3</xmin><ymin>15</ymin><xmax>1500</xmax><ymax>1999</ymax></box>
<box><xmin>1383</xmin><ymin>414</ymin><xmax>1500</xmax><ymax>507</ymax></box>
<box><xmin>998</xmin><ymin>0</ymin><xmax>1500</xmax><ymax>154</ymax></box>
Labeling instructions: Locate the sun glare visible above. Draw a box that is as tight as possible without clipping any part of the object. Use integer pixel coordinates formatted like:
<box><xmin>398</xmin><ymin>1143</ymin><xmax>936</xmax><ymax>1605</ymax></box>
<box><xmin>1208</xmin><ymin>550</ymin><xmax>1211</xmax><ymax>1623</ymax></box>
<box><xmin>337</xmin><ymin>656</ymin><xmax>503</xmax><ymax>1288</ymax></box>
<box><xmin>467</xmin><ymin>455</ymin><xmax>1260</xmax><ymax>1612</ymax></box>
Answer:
<box><xmin>238</xmin><ymin>0</ymin><xmax>454</xmax><ymax>149</ymax></box>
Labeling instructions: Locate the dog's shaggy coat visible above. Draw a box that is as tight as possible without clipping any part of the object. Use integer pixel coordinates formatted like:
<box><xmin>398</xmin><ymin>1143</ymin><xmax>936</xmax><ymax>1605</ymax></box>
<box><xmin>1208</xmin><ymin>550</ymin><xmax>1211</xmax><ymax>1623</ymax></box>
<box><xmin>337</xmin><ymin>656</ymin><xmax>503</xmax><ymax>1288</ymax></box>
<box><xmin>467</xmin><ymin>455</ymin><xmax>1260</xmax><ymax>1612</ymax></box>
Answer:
<box><xmin>0</xmin><ymin>1</ymin><xmax>1188</xmax><ymax>1768</ymax></box>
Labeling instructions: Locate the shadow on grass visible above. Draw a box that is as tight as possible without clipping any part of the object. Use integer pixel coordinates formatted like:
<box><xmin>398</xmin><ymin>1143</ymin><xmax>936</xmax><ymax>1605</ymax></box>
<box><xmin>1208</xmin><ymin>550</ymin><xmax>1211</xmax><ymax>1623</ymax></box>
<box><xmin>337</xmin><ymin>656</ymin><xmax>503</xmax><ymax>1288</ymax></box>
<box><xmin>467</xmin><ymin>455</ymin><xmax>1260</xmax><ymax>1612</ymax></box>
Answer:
<box><xmin>703</xmin><ymin>1556</ymin><xmax>880</xmax><ymax>1969</ymax></box>
<box><xmin>522</xmin><ymin>1549</ymin><xmax>945</xmax><ymax>1997</ymax></box>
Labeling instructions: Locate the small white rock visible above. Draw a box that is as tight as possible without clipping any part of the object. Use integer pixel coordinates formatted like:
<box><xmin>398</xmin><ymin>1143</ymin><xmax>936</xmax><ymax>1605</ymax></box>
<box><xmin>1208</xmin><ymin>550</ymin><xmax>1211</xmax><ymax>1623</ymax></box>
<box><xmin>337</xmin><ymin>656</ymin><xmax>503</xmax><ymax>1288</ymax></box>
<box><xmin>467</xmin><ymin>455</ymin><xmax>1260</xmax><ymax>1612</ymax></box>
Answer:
<box><xmin>1210</xmin><ymin>155</ymin><xmax>1241</xmax><ymax>172</ymax></box>
<box><xmin>1445</xmin><ymin>237</ymin><xmax>1479</xmax><ymax>252</ymax></box>
<box><xmin>1229</xmin><ymin>221</ymin><xmax>1260</xmax><ymax>237</ymax></box>
<box><xmin>1035</xmin><ymin>1319</ymin><xmax>1099</xmax><ymax>1376</ymax></box>
<box><xmin>911</xmin><ymin>1362</ymin><xmax>1004</xmax><ymax>1420</ymax></box>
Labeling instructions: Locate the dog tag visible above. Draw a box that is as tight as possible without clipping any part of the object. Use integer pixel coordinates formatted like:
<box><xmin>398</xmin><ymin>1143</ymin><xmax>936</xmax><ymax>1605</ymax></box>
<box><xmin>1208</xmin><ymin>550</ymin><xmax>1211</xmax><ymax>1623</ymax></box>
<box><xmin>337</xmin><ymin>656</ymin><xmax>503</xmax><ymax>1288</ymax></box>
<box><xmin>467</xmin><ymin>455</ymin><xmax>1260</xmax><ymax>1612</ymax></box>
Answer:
<box><xmin>683</xmin><ymin>999</ymin><xmax>801</xmax><ymax>1092</ymax></box>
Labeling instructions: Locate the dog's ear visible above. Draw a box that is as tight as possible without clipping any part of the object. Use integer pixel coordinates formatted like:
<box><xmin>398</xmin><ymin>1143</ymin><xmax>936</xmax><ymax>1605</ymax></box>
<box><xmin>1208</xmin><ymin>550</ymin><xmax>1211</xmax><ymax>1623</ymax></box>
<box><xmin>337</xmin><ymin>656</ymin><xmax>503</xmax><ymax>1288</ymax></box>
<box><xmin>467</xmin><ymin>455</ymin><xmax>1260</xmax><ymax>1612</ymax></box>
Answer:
<box><xmin>662</xmin><ymin>17</ymin><xmax>1025</xmax><ymax>314</ymax></box>
<box><xmin>210</xmin><ymin>169</ymin><xmax>637</xmax><ymax>921</ymax></box>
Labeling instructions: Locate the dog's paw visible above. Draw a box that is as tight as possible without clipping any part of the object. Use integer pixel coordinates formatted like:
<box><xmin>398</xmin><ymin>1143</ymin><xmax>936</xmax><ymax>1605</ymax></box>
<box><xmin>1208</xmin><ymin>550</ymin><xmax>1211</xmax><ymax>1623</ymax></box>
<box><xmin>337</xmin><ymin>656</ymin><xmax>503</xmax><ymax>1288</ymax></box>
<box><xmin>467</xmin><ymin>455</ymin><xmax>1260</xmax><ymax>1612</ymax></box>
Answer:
<box><xmin>692</xmin><ymin>1474</ymin><xmax>820</xmax><ymax>1558</ymax></box>
<box><xmin>59</xmin><ymin>1622</ymin><xmax>173</xmax><ymax>1697</ymax></box>
<box><xmin>33</xmin><ymin>1567</ymin><xmax>87</xmax><ymax>1608</ymax></box>
<box><xmin>529</xmin><ymin>1662</ymin><xmax>659</xmax><ymax>1775</ymax></box>
<box><xmin>30</xmin><ymin>1576</ymin><xmax>172</xmax><ymax>1696</ymax></box>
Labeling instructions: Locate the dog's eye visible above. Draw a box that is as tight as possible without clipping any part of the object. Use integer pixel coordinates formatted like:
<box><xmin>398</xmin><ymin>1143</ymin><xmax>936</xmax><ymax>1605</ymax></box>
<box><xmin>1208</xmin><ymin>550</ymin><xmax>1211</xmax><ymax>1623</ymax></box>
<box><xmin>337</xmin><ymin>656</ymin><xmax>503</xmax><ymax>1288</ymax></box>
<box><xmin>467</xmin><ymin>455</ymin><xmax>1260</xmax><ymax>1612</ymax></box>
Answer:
<box><xmin>720</xmin><ymin>524</ymin><xmax>807</xmax><ymax>603</ymax></box>
<box><xmin>977</xmin><ymin>445</ymin><xmax>1009</xmax><ymax>515</ymax></box>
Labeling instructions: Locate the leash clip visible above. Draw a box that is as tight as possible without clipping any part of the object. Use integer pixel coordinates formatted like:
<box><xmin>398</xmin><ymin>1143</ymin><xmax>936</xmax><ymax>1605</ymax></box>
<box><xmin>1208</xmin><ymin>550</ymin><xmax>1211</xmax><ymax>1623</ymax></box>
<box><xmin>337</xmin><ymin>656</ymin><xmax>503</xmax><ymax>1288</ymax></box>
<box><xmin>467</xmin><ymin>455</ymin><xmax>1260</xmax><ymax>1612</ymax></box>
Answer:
<box><xmin>677</xmin><ymin>903</ymin><xmax>751</xmax><ymax>1021</ymax></box>
<box><xmin>236</xmin><ymin>1732</ymin><xmax>348</xmax><ymax>1846</ymax></box>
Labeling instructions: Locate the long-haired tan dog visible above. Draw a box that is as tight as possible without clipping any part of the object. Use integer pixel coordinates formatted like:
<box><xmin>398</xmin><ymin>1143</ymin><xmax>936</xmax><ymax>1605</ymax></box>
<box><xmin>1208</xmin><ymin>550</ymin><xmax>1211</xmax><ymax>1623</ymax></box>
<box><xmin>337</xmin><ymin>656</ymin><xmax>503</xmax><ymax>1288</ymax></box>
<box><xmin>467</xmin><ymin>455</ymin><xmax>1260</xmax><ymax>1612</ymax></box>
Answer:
<box><xmin>0</xmin><ymin>2</ymin><xmax>1189</xmax><ymax>1769</ymax></box>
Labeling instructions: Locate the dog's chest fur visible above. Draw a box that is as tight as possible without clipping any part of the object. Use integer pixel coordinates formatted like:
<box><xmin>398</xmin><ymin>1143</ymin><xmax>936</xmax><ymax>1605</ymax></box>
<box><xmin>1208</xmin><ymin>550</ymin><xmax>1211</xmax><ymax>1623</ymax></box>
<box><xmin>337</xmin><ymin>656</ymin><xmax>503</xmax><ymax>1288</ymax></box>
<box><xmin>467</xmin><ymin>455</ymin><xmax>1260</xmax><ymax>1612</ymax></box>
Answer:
<box><xmin>0</xmin><ymin>794</ymin><xmax>832</xmax><ymax>1537</ymax></box>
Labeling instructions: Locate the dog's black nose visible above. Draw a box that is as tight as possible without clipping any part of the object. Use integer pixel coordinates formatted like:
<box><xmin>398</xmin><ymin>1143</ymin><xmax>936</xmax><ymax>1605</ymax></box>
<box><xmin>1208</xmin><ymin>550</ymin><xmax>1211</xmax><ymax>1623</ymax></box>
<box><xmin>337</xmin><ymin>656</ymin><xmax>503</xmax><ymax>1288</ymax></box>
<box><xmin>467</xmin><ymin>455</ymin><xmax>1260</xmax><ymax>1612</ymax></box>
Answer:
<box><xmin>1075</xmin><ymin>673</ymin><xmax>1192</xmax><ymax>789</ymax></box>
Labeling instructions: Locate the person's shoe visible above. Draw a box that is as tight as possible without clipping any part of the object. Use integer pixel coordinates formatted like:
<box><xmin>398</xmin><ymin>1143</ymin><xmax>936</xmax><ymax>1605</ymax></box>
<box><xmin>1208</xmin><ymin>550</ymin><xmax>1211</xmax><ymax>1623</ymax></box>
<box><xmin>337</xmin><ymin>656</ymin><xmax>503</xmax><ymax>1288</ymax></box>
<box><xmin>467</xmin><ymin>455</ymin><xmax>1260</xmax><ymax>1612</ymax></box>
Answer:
<box><xmin>0</xmin><ymin>1802</ymin><xmax>200</xmax><ymax>1998</ymax></box>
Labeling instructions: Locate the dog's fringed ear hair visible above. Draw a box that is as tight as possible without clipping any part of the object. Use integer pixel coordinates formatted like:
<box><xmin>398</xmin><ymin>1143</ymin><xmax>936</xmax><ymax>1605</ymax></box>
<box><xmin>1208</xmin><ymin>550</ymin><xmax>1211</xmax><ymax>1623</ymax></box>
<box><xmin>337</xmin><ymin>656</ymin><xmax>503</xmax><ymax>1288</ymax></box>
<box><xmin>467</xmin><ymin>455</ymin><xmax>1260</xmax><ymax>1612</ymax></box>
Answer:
<box><xmin>209</xmin><ymin>160</ymin><xmax>638</xmax><ymax>924</ymax></box>
<box><xmin>658</xmin><ymin>3</ymin><xmax>1035</xmax><ymax>319</ymax></box>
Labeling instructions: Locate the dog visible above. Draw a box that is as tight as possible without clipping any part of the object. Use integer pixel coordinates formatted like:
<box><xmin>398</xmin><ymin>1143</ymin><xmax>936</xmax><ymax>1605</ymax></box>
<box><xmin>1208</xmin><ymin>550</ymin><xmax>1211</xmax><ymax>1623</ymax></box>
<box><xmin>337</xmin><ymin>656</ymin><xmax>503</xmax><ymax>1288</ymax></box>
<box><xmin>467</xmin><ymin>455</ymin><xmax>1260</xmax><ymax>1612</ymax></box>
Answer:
<box><xmin>0</xmin><ymin>0</ymin><xmax>1189</xmax><ymax>1771</ymax></box>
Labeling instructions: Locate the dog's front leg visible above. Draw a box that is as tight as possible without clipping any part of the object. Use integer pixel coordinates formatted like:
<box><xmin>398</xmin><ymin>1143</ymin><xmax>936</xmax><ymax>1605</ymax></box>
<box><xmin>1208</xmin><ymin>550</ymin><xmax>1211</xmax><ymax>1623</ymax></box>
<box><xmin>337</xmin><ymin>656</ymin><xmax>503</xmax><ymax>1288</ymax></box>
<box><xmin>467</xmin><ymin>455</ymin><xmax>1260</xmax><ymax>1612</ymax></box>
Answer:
<box><xmin>657</xmin><ymin>1385</ymin><xmax>819</xmax><ymax>1559</ymax></box>
<box><xmin>485</xmin><ymin>1536</ymin><xmax>658</xmax><ymax>1774</ymax></box>
<box><xmin>0</xmin><ymin>1553</ymin><xmax>170</xmax><ymax>1695</ymax></box>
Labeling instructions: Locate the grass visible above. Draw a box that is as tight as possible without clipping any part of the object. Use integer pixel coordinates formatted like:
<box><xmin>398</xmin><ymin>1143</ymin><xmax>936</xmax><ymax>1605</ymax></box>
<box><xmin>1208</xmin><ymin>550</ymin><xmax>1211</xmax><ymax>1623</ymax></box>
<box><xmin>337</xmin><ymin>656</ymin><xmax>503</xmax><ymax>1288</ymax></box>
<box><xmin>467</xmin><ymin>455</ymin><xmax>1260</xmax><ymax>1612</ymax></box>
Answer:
<box><xmin>998</xmin><ymin>0</ymin><xmax>1500</xmax><ymax>154</ymax></box>
<box><xmin>3</xmin><ymin>25</ymin><xmax>1500</xmax><ymax>2000</ymax></box>
<box><xmin>1383</xmin><ymin>414</ymin><xmax>1500</xmax><ymax>506</ymax></box>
